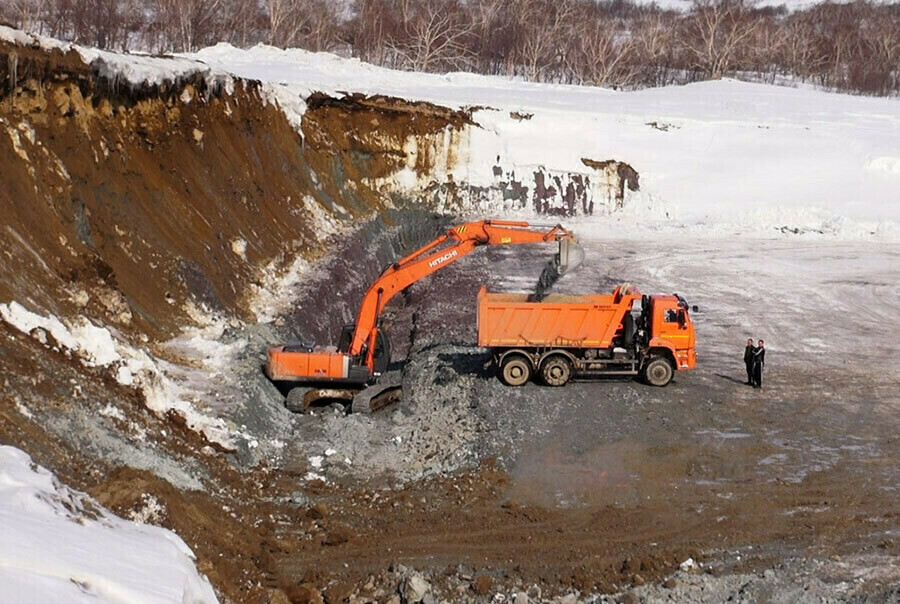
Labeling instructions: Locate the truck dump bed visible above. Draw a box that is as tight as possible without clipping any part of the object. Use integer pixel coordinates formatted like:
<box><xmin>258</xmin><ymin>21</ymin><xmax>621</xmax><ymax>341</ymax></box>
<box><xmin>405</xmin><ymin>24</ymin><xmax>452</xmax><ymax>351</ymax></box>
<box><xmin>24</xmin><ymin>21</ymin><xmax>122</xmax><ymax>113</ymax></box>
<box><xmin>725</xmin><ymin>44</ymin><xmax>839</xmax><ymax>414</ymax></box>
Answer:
<box><xmin>477</xmin><ymin>286</ymin><xmax>639</xmax><ymax>349</ymax></box>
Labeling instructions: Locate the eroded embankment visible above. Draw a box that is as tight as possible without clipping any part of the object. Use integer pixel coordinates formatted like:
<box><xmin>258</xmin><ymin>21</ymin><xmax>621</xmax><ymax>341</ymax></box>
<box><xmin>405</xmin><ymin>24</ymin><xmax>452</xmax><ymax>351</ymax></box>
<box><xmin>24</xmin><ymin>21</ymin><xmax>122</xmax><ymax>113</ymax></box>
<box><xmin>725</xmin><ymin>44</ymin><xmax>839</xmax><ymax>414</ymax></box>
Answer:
<box><xmin>3</xmin><ymin>41</ymin><xmax>353</xmax><ymax>338</ymax></box>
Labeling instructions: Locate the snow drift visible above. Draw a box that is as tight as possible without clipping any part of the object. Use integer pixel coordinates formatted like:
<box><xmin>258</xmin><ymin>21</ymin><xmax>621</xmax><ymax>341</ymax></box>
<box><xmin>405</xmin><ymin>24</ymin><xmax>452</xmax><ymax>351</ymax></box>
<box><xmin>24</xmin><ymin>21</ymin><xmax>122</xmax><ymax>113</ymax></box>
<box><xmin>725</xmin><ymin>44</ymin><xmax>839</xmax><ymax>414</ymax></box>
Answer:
<box><xmin>0</xmin><ymin>445</ymin><xmax>217</xmax><ymax>604</ymax></box>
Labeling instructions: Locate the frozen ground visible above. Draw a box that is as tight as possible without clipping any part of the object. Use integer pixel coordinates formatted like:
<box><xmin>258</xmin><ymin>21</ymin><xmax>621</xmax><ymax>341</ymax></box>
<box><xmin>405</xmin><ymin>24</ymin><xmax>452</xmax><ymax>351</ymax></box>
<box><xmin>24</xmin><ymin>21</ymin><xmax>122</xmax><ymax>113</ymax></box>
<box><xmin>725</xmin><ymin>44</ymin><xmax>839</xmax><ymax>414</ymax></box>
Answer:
<box><xmin>280</xmin><ymin>231</ymin><xmax>900</xmax><ymax>493</ymax></box>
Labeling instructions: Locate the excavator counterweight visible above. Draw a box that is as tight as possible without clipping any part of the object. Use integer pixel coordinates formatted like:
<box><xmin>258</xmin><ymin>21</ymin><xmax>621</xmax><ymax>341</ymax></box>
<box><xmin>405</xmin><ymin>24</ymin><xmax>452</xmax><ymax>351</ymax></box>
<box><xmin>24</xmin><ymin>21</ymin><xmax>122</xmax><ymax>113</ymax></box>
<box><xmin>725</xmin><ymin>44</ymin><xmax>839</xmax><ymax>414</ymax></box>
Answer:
<box><xmin>265</xmin><ymin>219</ymin><xmax>583</xmax><ymax>412</ymax></box>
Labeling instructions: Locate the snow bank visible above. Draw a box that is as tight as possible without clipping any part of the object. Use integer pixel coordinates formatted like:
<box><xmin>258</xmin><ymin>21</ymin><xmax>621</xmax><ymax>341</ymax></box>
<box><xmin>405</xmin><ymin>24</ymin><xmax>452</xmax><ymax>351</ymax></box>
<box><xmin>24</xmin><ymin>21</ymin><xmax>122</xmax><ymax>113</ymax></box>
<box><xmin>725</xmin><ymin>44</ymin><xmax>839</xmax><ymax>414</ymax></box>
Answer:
<box><xmin>0</xmin><ymin>445</ymin><xmax>218</xmax><ymax>604</ymax></box>
<box><xmin>0</xmin><ymin>301</ymin><xmax>237</xmax><ymax>449</ymax></box>
<box><xmin>0</xmin><ymin>25</ymin><xmax>227</xmax><ymax>90</ymax></box>
<box><xmin>188</xmin><ymin>44</ymin><xmax>900</xmax><ymax>239</ymax></box>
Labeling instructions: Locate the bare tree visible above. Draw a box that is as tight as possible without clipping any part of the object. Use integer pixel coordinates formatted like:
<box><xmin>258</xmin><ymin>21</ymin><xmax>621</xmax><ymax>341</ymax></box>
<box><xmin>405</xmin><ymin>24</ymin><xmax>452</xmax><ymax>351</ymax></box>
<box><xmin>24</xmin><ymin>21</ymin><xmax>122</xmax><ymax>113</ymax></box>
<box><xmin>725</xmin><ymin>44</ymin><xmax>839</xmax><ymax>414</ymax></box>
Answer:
<box><xmin>515</xmin><ymin>0</ymin><xmax>576</xmax><ymax>81</ymax></box>
<box><xmin>387</xmin><ymin>0</ymin><xmax>473</xmax><ymax>72</ymax></box>
<box><xmin>268</xmin><ymin>0</ymin><xmax>340</xmax><ymax>50</ymax></box>
<box><xmin>633</xmin><ymin>13</ymin><xmax>677</xmax><ymax>86</ymax></box>
<box><xmin>218</xmin><ymin>0</ymin><xmax>265</xmax><ymax>48</ymax></box>
<box><xmin>468</xmin><ymin>0</ymin><xmax>514</xmax><ymax>75</ymax></box>
<box><xmin>153</xmin><ymin>0</ymin><xmax>223</xmax><ymax>52</ymax></box>
<box><xmin>681</xmin><ymin>0</ymin><xmax>761</xmax><ymax>79</ymax></box>
<box><xmin>777</xmin><ymin>17</ymin><xmax>821</xmax><ymax>82</ymax></box>
<box><xmin>3</xmin><ymin>0</ymin><xmax>49</xmax><ymax>34</ymax></box>
<box><xmin>565</xmin><ymin>17</ymin><xmax>639</xmax><ymax>88</ymax></box>
<box><xmin>3</xmin><ymin>0</ymin><xmax>897</xmax><ymax>96</ymax></box>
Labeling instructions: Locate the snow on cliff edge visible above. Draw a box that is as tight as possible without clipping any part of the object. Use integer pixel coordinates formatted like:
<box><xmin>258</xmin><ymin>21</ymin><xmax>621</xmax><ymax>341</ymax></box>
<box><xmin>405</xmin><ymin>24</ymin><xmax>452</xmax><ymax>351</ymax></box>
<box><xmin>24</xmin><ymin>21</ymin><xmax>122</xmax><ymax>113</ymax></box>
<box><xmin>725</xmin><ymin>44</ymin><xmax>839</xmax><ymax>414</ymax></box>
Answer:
<box><xmin>0</xmin><ymin>445</ymin><xmax>218</xmax><ymax>604</ymax></box>
<box><xmin>3</xmin><ymin>25</ymin><xmax>898</xmax><ymax>238</ymax></box>
<box><xmin>189</xmin><ymin>43</ymin><xmax>900</xmax><ymax>238</ymax></box>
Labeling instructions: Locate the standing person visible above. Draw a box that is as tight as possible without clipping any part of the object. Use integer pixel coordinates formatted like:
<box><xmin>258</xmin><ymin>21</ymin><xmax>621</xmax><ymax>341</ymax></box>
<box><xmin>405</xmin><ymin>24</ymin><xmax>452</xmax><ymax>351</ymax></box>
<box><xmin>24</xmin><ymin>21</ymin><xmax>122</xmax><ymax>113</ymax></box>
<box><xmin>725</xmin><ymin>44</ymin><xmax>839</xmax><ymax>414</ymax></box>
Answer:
<box><xmin>743</xmin><ymin>338</ymin><xmax>756</xmax><ymax>385</ymax></box>
<box><xmin>752</xmin><ymin>339</ymin><xmax>766</xmax><ymax>388</ymax></box>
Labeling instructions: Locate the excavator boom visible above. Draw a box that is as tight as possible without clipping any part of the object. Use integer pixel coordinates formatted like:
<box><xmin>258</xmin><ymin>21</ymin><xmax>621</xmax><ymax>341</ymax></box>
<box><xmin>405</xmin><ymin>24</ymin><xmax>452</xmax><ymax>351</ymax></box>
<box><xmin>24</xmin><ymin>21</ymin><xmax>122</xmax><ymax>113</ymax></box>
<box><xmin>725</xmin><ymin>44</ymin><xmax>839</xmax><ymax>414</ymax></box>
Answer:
<box><xmin>348</xmin><ymin>220</ymin><xmax>579</xmax><ymax>358</ymax></box>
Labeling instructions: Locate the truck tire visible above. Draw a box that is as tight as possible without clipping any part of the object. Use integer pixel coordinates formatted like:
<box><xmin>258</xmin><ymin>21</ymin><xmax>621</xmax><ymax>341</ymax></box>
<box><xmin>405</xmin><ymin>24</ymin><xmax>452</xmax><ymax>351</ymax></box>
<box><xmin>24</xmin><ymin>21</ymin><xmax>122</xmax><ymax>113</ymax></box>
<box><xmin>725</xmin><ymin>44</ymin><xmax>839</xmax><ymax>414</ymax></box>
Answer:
<box><xmin>642</xmin><ymin>357</ymin><xmax>674</xmax><ymax>387</ymax></box>
<box><xmin>500</xmin><ymin>355</ymin><xmax>532</xmax><ymax>387</ymax></box>
<box><xmin>540</xmin><ymin>355</ymin><xmax>572</xmax><ymax>387</ymax></box>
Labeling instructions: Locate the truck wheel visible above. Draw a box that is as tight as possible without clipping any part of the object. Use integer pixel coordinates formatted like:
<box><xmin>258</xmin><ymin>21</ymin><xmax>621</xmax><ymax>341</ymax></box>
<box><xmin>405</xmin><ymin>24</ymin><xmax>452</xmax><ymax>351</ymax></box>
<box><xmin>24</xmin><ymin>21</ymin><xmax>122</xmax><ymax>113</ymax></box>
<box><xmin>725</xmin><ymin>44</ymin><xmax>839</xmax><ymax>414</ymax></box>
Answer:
<box><xmin>643</xmin><ymin>357</ymin><xmax>674</xmax><ymax>387</ymax></box>
<box><xmin>540</xmin><ymin>356</ymin><xmax>572</xmax><ymax>387</ymax></box>
<box><xmin>500</xmin><ymin>356</ymin><xmax>532</xmax><ymax>387</ymax></box>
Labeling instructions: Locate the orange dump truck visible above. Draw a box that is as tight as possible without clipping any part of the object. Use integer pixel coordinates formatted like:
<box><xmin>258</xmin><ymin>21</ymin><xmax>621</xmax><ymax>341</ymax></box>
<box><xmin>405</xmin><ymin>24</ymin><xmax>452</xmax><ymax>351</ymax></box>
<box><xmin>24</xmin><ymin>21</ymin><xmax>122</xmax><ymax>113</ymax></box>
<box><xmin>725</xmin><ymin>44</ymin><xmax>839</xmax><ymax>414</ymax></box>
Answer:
<box><xmin>477</xmin><ymin>284</ymin><xmax>696</xmax><ymax>387</ymax></box>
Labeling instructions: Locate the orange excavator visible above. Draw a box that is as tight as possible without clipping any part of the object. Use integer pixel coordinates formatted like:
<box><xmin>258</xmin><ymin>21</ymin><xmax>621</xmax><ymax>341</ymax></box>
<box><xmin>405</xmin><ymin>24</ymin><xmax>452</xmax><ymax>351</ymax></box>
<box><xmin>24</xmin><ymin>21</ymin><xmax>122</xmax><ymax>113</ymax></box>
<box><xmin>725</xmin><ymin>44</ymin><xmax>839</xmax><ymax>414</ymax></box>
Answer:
<box><xmin>265</xmin><ymin>219</ymin><xmax>584</xmax><ymax>412</ymax></box>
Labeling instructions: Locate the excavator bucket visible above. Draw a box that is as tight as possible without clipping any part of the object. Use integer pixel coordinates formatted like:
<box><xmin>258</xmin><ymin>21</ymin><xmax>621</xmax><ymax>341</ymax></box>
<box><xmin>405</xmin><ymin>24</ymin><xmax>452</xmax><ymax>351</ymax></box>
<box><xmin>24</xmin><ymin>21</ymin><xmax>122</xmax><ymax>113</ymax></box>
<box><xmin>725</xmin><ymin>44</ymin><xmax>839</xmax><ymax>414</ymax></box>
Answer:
<box><xmin>557</xmin><ymin>238</ymin><xmax>585</xmax><ymax>275</ymax></box>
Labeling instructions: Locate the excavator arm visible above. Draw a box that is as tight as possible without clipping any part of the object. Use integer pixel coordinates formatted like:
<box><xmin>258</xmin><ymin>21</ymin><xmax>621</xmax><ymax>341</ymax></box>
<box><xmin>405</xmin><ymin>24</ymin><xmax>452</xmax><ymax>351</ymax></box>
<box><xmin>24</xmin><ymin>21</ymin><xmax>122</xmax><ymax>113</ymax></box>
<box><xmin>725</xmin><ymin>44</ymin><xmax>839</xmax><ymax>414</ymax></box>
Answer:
<box><xmin>348</xmin><ymin>220</ymin><xmax>579</xmax><ymax>362</ymax></box>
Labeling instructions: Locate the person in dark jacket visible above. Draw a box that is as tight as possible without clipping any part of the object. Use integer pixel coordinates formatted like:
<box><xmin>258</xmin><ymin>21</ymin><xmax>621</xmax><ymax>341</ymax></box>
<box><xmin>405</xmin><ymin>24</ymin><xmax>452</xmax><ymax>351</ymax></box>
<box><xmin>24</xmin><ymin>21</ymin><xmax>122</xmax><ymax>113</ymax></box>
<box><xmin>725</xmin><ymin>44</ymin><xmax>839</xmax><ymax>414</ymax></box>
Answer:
<box><xmin>743</xmin><ymin>338</ymin><xmax>756</xmax><ymax>385</ymax></box>
<box><xmin>751</xmin><ymin>339</ymin><xmax>766</xmax><ymax>388</ymax></box>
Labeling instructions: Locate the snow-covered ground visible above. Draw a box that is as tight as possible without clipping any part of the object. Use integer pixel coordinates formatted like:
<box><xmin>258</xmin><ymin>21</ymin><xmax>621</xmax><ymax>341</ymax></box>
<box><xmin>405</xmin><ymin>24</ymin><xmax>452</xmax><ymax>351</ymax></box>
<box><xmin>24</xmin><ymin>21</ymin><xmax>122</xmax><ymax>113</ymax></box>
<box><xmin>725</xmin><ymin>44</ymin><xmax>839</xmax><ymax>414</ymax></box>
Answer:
<box><xmin>0</xmin><ymin>446</ymin><xmax>217</xmax><ymax>604</ymax></box>
<box><xmin>189</xmin><ymin>44</ymin><xmax>900</xmax><ymax>239</ymax></box>
<box><xmin>0</xmin><ymin>301</ymin><xmax>240</xmax><ymax>449</ymax></box>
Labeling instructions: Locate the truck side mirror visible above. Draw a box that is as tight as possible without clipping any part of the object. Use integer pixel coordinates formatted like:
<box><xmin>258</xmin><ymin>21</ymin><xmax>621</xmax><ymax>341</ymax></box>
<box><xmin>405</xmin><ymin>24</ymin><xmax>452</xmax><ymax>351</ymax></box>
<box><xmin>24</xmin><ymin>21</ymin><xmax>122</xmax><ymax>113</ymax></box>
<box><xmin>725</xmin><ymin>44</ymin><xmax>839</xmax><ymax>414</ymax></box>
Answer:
<box><xmin>692</xmin><ymin>305</ymin><xmax>698</xmax><ymax>313</ymax></box>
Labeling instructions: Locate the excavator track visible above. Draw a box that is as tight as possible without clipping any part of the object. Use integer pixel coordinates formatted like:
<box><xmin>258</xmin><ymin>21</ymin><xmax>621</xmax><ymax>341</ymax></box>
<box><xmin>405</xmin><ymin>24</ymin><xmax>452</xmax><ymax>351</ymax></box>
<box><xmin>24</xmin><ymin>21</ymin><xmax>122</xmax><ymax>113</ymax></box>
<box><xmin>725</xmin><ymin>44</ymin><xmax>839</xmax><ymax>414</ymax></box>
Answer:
<box><xmin>284</xmin><ymin>386</ymin><xmax>354</xmax><ymax>413</ymax></box>
<box><xmin>283</xmin><ymin>373</ymin><xmax>403</xmax><ymax>414</ymax></box>
<box><xmin>351</xmin><ymin>372</ymin><xmax>403</xmax><ymax>414</ymax></box>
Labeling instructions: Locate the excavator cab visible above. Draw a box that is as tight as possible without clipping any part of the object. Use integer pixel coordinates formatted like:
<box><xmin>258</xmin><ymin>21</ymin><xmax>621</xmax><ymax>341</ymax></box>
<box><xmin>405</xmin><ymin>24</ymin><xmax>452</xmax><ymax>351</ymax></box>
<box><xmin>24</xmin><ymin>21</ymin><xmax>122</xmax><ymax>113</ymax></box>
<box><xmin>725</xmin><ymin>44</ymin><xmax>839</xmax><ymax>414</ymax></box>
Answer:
<box><xmin>371</xmin><ymin>330</ymin><xmax>391</xmax><ymax>376</ymax></box>
<box><xmin>337</xmin><ymin>324</ymin><xmax>354</xmax><ymax>353</ymax></box>
<box><xmin>338</xmin><ymin>323</ymin><xmax>391</xmax><ymax>376</ymax></box>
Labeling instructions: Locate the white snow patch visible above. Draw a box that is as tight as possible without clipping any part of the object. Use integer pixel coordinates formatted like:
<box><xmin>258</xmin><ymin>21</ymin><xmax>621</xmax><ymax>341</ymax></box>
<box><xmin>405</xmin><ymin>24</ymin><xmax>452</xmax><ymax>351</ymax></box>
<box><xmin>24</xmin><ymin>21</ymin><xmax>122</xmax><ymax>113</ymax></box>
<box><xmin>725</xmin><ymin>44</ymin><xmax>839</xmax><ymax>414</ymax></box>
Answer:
<box><xmin>248</xmin><ymin>252</ymin><xmax>314</xmax><ymax>324</ymax></box>
<box><xmin>0</xmin><ymin>445</ymin><xmax>218</xmax><ymax>604</ymax></box>
<box><xmin>247</xmin><ymin>196</ymin><xmax>352</xmax><ymax>322</ymax></box>
<box><xmin>128</xmin><ymin>494</ymin><xmax>166</xmax><ymax>525</ymax></box>
<box><xmin>0</xmin><ymin>301</ymin><xmax>237</xmax><ymax>449</ymax></box>
<box><xmin>0</xmin><ymin>25</ymin><xmax>227</xmax><ymax>90</ymax></box>
<box><xmin>13</xmin><ymin>398</ymin><xmax>33</xmax><ymax>420</ymax></box>
<box><xmin>867</xmin><ymin>156</ymin><xmax>900</xmax><ymax>175</ymax></box>
<box><xmin>680</xmin><ymin>557</ymin><xmax>698</xmax><ymax>572</ymax></box>
<box><xmin>99</xmin><ymin>404</ymin><xmax>126</xmax><ymax>422</ymax></box>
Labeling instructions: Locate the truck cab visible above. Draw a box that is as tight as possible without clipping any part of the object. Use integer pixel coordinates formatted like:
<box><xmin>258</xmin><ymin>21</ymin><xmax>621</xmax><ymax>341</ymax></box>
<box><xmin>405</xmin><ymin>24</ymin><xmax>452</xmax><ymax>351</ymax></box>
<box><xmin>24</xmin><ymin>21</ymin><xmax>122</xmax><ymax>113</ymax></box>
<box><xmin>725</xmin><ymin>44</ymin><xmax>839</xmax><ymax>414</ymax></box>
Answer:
<box><xmin>643</xmin><ymin>294</ymin><xmax>697</xmax><ymax>372</ymax></box>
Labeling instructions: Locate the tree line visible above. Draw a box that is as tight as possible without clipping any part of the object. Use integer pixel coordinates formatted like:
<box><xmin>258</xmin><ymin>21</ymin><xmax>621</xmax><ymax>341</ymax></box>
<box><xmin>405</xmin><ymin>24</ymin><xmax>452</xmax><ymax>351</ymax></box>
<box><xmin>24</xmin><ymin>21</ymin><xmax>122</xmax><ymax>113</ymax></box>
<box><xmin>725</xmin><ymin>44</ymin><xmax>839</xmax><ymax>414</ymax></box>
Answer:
<box><xmin>3</xmin><ymin>0</ymin><xmax>898</xmax><ymax>96</ymax></box>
